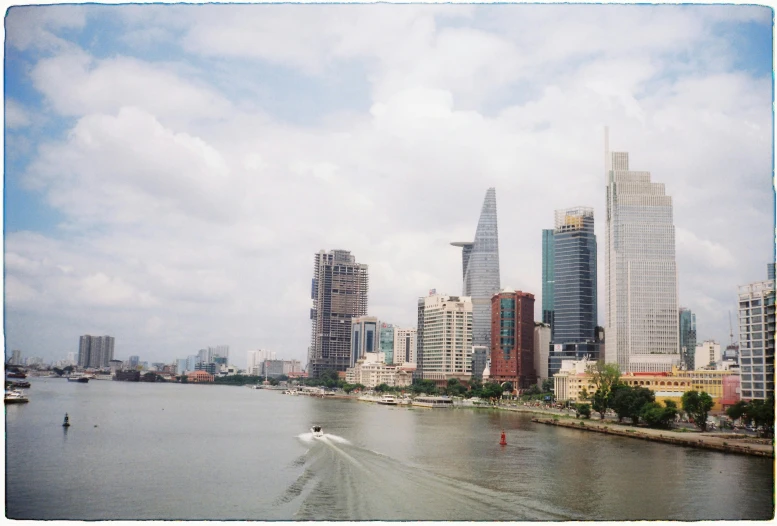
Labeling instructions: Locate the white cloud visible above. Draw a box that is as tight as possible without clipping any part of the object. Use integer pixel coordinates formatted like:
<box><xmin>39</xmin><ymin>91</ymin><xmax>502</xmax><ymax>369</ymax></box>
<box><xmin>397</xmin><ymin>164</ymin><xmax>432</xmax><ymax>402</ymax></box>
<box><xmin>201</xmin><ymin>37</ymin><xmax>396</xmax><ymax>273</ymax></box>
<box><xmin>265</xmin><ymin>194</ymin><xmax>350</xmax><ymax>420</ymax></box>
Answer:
<box><xmin>5</xmin><ymin>99</ymin><xmax>31</xmax><ymax>128</ymax></box>
<box><xmin>4</xmin><ymin>4</ymin><xmax>773</xmax><ymax>367</ymax></box>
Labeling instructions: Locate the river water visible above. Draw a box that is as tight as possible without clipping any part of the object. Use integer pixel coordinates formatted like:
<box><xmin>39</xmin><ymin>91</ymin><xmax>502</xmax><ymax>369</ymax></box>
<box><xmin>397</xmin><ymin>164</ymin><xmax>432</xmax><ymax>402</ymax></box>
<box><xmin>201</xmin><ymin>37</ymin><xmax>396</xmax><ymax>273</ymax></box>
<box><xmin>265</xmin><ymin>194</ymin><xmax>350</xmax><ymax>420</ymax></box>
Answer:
<box><xmin>5</xmin><ymin>378</ymin><xmax>774</xmax><ymax>520</ymax></box>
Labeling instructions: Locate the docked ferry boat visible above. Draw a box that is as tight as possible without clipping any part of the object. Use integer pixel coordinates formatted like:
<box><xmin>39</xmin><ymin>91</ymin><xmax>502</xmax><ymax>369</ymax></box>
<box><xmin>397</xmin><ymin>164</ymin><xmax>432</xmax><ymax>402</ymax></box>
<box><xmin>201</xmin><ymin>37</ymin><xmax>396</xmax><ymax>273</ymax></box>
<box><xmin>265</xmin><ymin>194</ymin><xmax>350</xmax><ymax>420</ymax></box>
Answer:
<box><xmin>412</xmin><ymin>396</ymin><xmax>454</xmax><ymax>408</ymax></box>
<box><xmin>377</xmin><ymin>395</ymin><xmax>398</xmax><ymax>405</ymax></box>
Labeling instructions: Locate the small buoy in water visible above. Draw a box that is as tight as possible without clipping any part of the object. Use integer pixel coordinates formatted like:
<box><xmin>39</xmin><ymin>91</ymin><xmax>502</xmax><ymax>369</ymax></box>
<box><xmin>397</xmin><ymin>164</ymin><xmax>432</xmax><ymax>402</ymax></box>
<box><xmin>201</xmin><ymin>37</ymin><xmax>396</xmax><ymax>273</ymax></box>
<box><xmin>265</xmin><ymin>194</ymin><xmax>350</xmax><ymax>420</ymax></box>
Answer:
<box><xmin>500</xmin><ymin>430</ymin><xmax>507</xmax><ymax>446</ymax></box>
<box><xmin>62</xmin><ymin>413</ymin><xmax>70</xmax><ymax>427</ymax></box>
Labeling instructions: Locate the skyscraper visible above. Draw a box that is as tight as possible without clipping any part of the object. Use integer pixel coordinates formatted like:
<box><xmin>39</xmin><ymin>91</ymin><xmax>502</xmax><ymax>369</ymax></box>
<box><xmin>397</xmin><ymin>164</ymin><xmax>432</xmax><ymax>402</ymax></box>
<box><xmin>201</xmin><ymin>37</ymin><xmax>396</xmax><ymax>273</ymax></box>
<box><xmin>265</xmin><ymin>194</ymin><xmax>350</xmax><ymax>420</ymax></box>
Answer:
<box><xmin>738</xmin><ymin>271</ymin><xmax>775</xmax><ymax>401</ymax></box>
<box><xmin>308</xmin><ymin>249</ymin><xmax>369</xmax><ymax>377</ymax></box>
<box><xmin>451</xmin><ymin>188</ymin><xmax>500</xmax><ymax>376</ymax></box>
<box><xmin>604</xmin><ymin>129</ymin><xmax>680</xmax><ymax>372</ymax></box>
<box><xmin>392</xmin><ymin>327</ymin><xmax>417</xmax><ymax>366</ymax></box>
<box><xmin>78</xmin><ymin>335</ymin><xmax>115</xmax><ymax>368</ymax></box>
<box><xmin>379</xmin><ymin>323</ymin><xmax>395</xmax><ymax>364</ymax></box>
<box><xmin>547</xmin><ymin>207</ymin><xmax>601</xmax><ymax>378</ymax></box>
<box><xmin>351</xmin><ymin>316</ymin><xmax>380</xmax><ymax>367</ymax></box>
<box><xmin>490</xmin><ymin>288</ymin><xmax>536</xmax><ymax>389</ymax></box>
<box><xmin>679</xmin><ymin>308</ymin><xmax>697</xmax><ymax>370</ymax></box>
<box><xmin>541</xmin><ymin>229</ymin><xmax>555</xmax><ymax>330</ymax></box>
<box><xmin>417</xmin><ymin>294</ymin><xmax>473</xmax><ymax>381</ymax></box>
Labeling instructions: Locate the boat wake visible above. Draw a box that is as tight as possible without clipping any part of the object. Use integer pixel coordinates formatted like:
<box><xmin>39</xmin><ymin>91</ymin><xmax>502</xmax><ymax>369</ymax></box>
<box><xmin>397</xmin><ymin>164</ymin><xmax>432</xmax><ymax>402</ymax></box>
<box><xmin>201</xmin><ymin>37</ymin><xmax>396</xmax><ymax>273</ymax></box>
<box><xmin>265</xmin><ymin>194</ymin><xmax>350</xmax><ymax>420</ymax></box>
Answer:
<box><xmin>273</xmin><ymin>435</ymin><xmax>579</xmax><ymax>521</ymax></box>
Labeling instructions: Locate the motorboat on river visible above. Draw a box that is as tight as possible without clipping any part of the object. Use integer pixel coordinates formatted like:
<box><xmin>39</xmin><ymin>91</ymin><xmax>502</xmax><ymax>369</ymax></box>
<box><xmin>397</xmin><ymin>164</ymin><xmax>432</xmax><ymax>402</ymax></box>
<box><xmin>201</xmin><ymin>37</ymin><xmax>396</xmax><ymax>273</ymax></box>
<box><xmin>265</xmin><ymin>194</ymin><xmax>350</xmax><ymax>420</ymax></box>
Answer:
<box><xmin>311</xmin><ymin>425</ymin><xmax>324</xmax><ymax>438</ymax></box>
<box><xmin>4</xmin><ymin>389</ymin><xmax>29</xmax><ymax>404</ymax></box>
<box><xmin>377</xmin><ymin>395</ymin><xmax>398</xmax><ymax>405</ymax></box>
<box><xmin>67</xmin><ymin>375</ymin><xmax>89</xmax><ymax>383</ymax></box>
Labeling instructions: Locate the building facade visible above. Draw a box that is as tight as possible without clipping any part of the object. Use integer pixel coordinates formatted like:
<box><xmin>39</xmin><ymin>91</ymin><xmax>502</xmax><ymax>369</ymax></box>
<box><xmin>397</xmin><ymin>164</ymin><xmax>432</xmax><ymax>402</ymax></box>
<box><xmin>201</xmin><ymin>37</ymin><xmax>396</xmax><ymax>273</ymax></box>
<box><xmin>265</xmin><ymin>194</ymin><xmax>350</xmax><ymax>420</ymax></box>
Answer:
<box><xmin>604</xmin><ymin>130</ymin><xmax>680</xmax><ymax>372</ymax></box>
<box><xmin>533</xmin><ymin>323</ymin><xmax>551</xmax><ymax>384</ymax></box>
<box><xmin>547</xmin><ymin>207</ymin><xmax>601</xmax><ymax>378</ymax></box>
<box><xmin>694</xmin><ymin>340</ymin><xmax>721</xmax><ymax>370</ymax></box>
<box><xmin>345</xmin><ymin>352</ymin><xmax>413</xmax><ymax>389</ymax></box>
<box><xmin>489</xmin><ymin>289</ymin><xmax>536</xmax><ymax>389</ymax></box>
<box><xmin>379</xmin><ymin>323</ymin><xmax>395</xmax><ymax>365</ymax></box>
<box><xmin>392</xmin><ymin>327</ymin><xmax>417</xmax><ymax>367</ymax></box>
<box><xmin>78</xmin><ymin>335</ymin><xmax>115</xmax><ymax>369</ymax></box>
<box><xmin>541</xmin><ymin>229</ymin><xmax>555</xmax><ymax>329</ymax></box>
<box><xmin>246</xmin><ymin>349</ymin><xmax>276</xmax><ymax>376</ymax></box>
<box><xmin>418</xmin><ymin>294</ymin><xmax>473</xmax><ymax>378</ymax></box>
<box><xmin>738</xmin><ymin>276</ymin><xmax>775</xmax><ymax>401</ymax></box>
<box><xmin>451</xmin><ymin>187</ymin><xmax>500</xmax><ymax>374</ymax></box>
<box><xmin>351</xmin><ymin>316</ymin><xmax>380</xmax><ymax>368</ymax></box>
<box><xmin>308</xmin><ymin>249</ymin><xmax>369</xmax><ymax>377</ymax></box>
<box><xmin>679</xmin><ymin>308</ymin><xmax>697</xmax><ymax>370</ymax></box>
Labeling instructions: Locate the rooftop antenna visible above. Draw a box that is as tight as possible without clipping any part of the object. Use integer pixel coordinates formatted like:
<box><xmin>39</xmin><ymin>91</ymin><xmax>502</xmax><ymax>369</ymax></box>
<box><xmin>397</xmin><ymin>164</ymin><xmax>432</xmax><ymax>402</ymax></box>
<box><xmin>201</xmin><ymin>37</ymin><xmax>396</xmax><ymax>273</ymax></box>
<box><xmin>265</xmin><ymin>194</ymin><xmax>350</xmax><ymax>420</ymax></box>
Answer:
<box><xmin>728</xmin><ymin>311</ymin><xmax>736</xmax><ymax>346</ymax></box>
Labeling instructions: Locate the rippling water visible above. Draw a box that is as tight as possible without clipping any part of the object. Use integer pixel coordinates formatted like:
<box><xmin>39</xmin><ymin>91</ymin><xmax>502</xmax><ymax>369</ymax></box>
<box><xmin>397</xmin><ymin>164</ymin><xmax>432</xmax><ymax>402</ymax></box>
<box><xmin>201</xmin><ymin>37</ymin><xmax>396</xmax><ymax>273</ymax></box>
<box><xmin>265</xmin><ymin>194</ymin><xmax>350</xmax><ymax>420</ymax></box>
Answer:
<box><xmin>5</xmin><ymin>378</ymin><xmax>774</xmax><ymax>520</ymax></box>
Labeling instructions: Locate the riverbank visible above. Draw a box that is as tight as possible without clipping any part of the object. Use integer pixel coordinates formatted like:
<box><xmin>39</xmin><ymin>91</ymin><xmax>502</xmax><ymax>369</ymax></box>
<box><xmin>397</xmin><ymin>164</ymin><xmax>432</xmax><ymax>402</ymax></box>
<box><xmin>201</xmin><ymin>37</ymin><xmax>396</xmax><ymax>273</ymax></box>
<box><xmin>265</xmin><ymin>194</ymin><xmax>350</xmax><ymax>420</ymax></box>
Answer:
<box><xmin>531</xmin><ymin>417</ymin><xmax>774</xmax><ymax>458</ymax></box>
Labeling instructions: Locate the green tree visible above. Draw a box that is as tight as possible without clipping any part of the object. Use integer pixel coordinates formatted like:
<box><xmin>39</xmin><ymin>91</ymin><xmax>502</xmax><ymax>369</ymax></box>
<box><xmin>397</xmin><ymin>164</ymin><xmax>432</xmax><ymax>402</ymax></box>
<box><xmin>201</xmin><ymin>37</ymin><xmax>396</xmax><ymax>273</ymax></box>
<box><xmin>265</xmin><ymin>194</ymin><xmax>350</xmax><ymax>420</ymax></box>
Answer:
<box><xmin>744</xmin><ymin>398</ymin><xmax>775</xmax><ymax>437</ymax></box>
<box><xmin>589</xmin><ymin>361</ymin><xmax>621</xmax><ymax>395</ymax></box>
<box><xmin>524</xmin><ymin>384</ymin><xmax>541</xmax><ymax>396</ymax></box>
<box><xmin>502</xmin><ymin>382</ymin><xmax>514</xmax><ymax>394</ymax></box>
<box><xmin>579</xmin><ymin>387</ymin><xmax>590</xmax><ymax>401</ymax></box>
<box><xmin>576</xmin><ymin>403</ymin><xmax>591</xmax><ymax>419</ymax></box>
<box><xmin>726</xmin><ymin>400</ymin><xmax>748</xmax><ymax>423</ymax></box>
<box><xmin>641</xmin><ymin>400</ymin><xmax>677</xmax><ymax>429</ymax></box>
<box><xmin>682</xmin><ymin>390</ymin><xmax>714</xmax><ymax>431</ymax></box>
<box><xmin>342</xmin><ymin>383</ymin><xmax>356</xmax><ymax>394</ymax></box>
<box><xmin>541</xmin><ymin>378</ymin><xmax>554</xmax><ymax>393</ymax></box>
<box><xmin>609</xmin><ymin>384</ymin><xmax>654</xmax><ymax>424</ymax></box>
<box><xmin>591</xmin><ymin>389</ymin><xmax>609</xmax><ymax>420</ymax></box>
<box><xmin>375</xmin><ymin>383</ymin><xmax>390</xmax><ymax>393</ymax></box>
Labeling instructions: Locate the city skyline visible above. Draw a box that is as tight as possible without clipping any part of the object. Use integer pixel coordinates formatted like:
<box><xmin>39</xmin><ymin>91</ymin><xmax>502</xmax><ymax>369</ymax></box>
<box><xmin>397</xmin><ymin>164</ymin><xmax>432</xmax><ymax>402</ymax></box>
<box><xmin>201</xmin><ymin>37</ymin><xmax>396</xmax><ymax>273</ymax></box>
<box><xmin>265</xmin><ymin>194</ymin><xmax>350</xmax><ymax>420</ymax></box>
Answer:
<box><xmin>4</xmin><ymin>4</ymin><xmax>773</xmax><ymax>367</ymax></box>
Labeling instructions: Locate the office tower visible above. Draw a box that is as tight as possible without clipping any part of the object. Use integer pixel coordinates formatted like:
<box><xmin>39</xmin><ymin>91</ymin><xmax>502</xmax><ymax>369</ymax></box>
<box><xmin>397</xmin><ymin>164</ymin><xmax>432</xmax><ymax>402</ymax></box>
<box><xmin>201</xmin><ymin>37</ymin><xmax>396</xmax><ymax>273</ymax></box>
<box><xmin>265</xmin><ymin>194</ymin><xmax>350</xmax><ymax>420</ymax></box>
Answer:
<box><xmin>176</xmin><ymin>358</ymin><xmax>187</xmax><ymax>374</ymax></box>
<box><xmin>11</xmin><ymin>349</ymin><xmax>21</xmax><ymax>365</ymax></box>
<box><xmin>210</xmin><ymin>345</ymin><xmax>229</xmax><ymax>361</ymax></box>
<box><xmin>738</xmin><ymin>274</ymin><xmax>776</xmax><ymax>401</ymax></box>
<box><xmin>308</xmin><ymin>249</ymin><xmax>369</xmax><ymax>377</ymax></box>
<box><xmin>548</xmin><ymin>207</ymin><xmax>601</xmax><ymax>378</ymax></box>
<box><xmin>604</xmin><ymin>129</ymin><xmax>680</xmax><ymax>372</ymax></box>
<box><xmin>351</xmin><ymin>316</ymin><xmax>380</xmax><ymax>367</ymax></box>
<box><xmin>470</xmin><ymin>346</ymin><xmax>488</xmax><ymax>380</ymax></box>
<box><xmin>451</xmin><ymin>188</ymin><xmax>501</xmax><ymax>376</ymax></box>
<box><xmin>379</xmin><ymin>323</ymin><xmax>395</xmax><ymax>364</ymax></box>
<box><xmin>679</xmin><ymin>308</ymin><xmax>697</xmax><ymax>370</ymax></box>
<box><xmin>392</xmin><ymin>327</ymin><xmax>416</xmax><ymax>366</ymax></box>
<box><xmin>542</xmin><ymin>229</ymin><xmax>555</xmax><ymax>330</ymax></box>
<box><xmin>129</xmin><ymin>355</ymin><xmax>140</xmax><ymax>369</ymax></box>
<box><xmin>534</xmin><ymin>323</ymin><xmax>551</xmax><ymax>384</ymax></box>
<box><xmin>415</xmin><ymin>297</ymin><xmax>426</xmax><ymax>379</ymax></box>
<box><xmin>78</xmin><ymin>335</ymin><xmax>115</xmax><ymax>368</ymax></box>
<box><xmin>490</xmin><ymin>289</ymin><xmax>536</xmax><ymax>388</ymax></box>
<box><xmin>694</xmin><ymin>340</ymin><xmax>721</xmax><ymax>369</ymax></box>
<box><xmin>418</xmin><ymin>294</ymin><xmax>473</xmax><ymax>378</ymax></box>
<box><xmin>768</xmin><ymin>263</ymin><xmax>775</xmax><ymax>282</ymax></box>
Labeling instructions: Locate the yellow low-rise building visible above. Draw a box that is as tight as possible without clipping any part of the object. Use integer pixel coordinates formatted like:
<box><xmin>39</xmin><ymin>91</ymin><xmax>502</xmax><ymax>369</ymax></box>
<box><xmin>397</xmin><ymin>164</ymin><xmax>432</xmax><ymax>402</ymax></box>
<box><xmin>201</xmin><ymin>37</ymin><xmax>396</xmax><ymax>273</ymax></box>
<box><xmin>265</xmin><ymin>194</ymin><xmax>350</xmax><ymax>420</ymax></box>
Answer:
<box><xmin>554</xmin><ymin>362</ymin><xmax>735</xmax><ymax>412</ymax></box>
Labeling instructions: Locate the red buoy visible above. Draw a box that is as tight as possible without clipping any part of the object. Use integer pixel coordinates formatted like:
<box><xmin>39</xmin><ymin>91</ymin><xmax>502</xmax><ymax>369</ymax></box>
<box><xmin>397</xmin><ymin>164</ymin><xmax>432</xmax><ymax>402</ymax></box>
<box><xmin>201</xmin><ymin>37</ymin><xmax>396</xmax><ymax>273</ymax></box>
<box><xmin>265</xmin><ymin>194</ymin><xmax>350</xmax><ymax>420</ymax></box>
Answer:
<box><xmin>500</xmin><ymin>430</ymin><xmax>507</xmax><ymax>446</ymax></box>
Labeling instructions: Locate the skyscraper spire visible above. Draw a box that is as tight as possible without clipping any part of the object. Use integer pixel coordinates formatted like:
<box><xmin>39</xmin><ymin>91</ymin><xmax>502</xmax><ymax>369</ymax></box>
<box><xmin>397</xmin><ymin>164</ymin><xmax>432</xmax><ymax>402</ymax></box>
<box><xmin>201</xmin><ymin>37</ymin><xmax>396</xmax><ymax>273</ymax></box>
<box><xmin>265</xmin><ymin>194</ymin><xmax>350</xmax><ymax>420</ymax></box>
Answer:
<box><xmin>451</xmin><ymin>188</ymin><xmax>500</xmax><ymax>368</ymax></box>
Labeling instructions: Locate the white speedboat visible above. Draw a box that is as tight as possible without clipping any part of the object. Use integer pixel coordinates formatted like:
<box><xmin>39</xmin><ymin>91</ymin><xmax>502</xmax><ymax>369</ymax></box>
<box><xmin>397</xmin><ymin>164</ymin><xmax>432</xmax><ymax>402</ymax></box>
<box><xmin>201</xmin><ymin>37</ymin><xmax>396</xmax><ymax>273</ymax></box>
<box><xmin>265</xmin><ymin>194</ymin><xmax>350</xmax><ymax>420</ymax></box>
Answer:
<box><xmin>377</xmin><ymin>395</ymin><xmax>398</xmax><ymax>405</ymax></box>
<box><xmin>311</xmin><ymin>425</ymin><xmax>324</xmax><ymax>438</ymax></box>
<box><xmin>4</xmin><ymin>389</ymin><xmax>29</xmax><ymax>404</ymax></box>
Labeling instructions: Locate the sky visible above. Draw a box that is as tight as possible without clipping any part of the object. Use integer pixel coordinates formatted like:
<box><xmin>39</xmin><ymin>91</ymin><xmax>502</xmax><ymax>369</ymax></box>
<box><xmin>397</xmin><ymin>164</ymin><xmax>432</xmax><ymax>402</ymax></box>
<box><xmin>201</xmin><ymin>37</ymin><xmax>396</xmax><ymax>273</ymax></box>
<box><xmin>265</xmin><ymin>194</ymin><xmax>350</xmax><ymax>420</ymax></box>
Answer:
<box><xmin>3</xmin><ymin>3</ymin><xmax>774</xmax><ymax>369</ymax></box>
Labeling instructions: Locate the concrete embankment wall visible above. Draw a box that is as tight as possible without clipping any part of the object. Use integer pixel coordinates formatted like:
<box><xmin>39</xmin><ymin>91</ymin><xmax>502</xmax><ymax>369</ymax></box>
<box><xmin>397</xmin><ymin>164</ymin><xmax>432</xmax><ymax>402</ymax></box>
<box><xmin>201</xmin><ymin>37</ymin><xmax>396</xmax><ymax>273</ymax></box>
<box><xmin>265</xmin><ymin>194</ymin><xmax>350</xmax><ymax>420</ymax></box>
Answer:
<box><xmin>532</xmin><ymin>418</ymin><xmax>774</xmax><ymax>458</ymax></box>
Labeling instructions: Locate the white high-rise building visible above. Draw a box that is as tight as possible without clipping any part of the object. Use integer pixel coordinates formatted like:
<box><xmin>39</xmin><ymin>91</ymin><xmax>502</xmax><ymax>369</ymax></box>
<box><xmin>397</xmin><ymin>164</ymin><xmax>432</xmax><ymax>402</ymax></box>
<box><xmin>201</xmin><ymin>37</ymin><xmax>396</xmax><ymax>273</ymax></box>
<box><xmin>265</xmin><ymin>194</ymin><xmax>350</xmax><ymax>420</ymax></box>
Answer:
<box><xmin>392</xmin><ymin>327</ymin><xmax>417</xmax><ymax>367</ymax></box>
<box><xmin>418</xmin><ymin>294</ymin><xmax>473</xmax><ymax>377</ymax></box>
<box><xmin>694</xmin><ymin>340</ymin><xmax>721</xmax><ymax>369</ymax></box>
<box><xmin>738</xmin><ymin>277</ymin><xmax>775</xmax><ymax>401</ymax></box>
<box><xmin>604</xmin><ymin>129</ymin><xmax>680</xmax><ymax>373</ymax></box>
<box><xmin>246</xmin><ymin>349</ymin><xmax>276</xmax><ymax>375</ymax></box>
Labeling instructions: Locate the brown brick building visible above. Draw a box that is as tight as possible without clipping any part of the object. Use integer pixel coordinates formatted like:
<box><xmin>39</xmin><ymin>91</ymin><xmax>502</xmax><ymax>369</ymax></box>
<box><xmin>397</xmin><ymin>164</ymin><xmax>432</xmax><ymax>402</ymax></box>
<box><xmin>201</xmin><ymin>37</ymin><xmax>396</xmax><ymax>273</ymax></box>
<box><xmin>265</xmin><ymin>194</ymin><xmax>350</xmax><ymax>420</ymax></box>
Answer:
<box><xmin>490</xmin><ymin>288</ymin><xmax>536</xmax><ymax>389</ymax></box>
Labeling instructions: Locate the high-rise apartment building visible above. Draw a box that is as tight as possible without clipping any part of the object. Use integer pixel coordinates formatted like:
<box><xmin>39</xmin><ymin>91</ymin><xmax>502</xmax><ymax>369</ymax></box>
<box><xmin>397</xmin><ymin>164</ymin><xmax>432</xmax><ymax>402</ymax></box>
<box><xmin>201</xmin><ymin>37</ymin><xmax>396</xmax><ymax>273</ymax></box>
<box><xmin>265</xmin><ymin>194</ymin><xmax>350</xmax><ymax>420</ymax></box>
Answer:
<box><xmin>451</xmin><ymin>188</ymin><xmax>500</xmax><ymax>377</ymax></box>
<box><xmin>490</xmin><ymin>289</ymin><xmax>536</xmax><ymax>389</ymax></box>
<box><xmin>246</xmin><ymin>349</ymin><xmax>276</xmax><ymax>375</ymax></box>
<box><xmin>541</xmin><ymin>229</ymin><xmax>555</xmax><ymax>329</ymax></box>
<box><xmin>10</xmin><ymin>349</ymin><xmax>21</xmax><ymax>365</ymax></box>
<box><xmin>78</xmin><ymin>335</ymin><xmax>115</xmax><ymax>368</ymax></box>
<box><xmin>604</xmin><ymin>129</ymin><xmax>680</xmax><ymax>372</ymax></box>
<box><xmin>679</xmin><ymin>308</ymin><xmax>697</xmax><ymax>370</ymax></box>
<box><xmin>392</xmin><ymin>327</ymin><xmax>417</xmax><ymax>366</ymax></box>
<box><xmin>308</xmin><ymin>249</ymin><xmax>369</xmax><ymax>377</ymax></box>
<box><xmin>351</xmin><ymin>316</ymin><xmax>380</xmax><ymax>368</ymax></box>
<box><xmin>738</xmin><ymin>271</ymin><xmax>775</xmax><ymax>401</ymax></box>
<box><xmin>547</xmin><ymin>207</ymin><xmax>601</xmax><ymax>378</ymax></box>
<box><xmin>534</xmin><ymin>323</ymin><xmax>551</xmax><ymax>384</ymax></box>
<box><xmin>417</xmin><ymin>294</ymin><xmax>473</xmax><ymax>379</ymax></box>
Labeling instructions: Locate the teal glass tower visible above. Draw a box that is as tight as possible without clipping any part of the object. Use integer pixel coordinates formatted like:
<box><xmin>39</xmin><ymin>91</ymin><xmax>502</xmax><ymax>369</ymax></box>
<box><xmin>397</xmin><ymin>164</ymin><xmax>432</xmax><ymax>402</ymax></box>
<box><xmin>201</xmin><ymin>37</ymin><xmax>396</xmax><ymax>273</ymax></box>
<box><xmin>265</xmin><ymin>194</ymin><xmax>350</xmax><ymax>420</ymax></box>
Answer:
<box><xmin>541</xmin><ymin>229</ymin><xmax>555</xmax><ymax>330</ymax></box>
<box><xmin>678</xmin><ymin>308</ymin><xmax>697</xmax><ymax>370</ymax></box>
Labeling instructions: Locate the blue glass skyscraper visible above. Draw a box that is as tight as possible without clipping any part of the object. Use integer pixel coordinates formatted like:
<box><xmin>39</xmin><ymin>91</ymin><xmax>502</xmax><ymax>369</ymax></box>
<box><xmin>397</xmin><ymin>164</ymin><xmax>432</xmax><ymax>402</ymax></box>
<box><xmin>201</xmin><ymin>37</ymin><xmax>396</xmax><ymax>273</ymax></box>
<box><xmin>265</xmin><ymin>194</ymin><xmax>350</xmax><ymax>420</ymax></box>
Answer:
<box><xmin>451</xmin><ymin>187</ymin><xmax>501</xmax><ymax>357</ymax></box>
<box><xmin>548</xmin><ymin>207</ymin><xmax>600</xmax><ymax>377</ymax></box>
<box><xmin>678</xmin><ymin>308</ymin><xmax>697</xmax><ymax>370</ymax></box>
<box><xmin>541</xmin><ymin>229</ymin><xmax>555</xmax><ymax>330</ymax></box>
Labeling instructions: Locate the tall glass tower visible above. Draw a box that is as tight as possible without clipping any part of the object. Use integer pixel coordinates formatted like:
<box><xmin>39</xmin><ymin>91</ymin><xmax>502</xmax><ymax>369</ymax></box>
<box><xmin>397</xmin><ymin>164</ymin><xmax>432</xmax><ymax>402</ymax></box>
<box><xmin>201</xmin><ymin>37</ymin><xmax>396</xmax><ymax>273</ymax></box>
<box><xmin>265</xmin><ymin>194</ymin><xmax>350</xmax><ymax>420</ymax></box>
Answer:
<box><xmin>678</xmin><ymin>308</ymin><xmax>697</xmax><ymax>370</ymax></box>
<box><xmin>604</xmin><ymin>129</ymin><xmax>680</xmax><ymax>373</ymax></box>
<box><xmin>451</xmin><ymin>188</ymin><xmax>501</xmax><ymax>358</ymax></box>
<box><xmin>541</xmin><ymin>229</ymin><xmax>555</xmax><ymax>330</ymax></box>
<box><xmin>547</xmin><ymin>208</ymin><xmax>600</xmax><ymax>377</ymax></box>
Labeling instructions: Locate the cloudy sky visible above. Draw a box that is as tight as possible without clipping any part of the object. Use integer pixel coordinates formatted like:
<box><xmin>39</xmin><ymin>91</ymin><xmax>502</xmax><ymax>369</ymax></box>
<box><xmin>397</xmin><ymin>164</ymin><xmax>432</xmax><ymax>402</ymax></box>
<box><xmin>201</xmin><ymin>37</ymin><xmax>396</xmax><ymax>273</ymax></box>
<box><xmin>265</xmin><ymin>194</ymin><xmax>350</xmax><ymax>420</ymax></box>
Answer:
<box><xmin>4</xmin><ymin>3</ymin><xmax>773</xmax><ymax>368</ymax></box>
